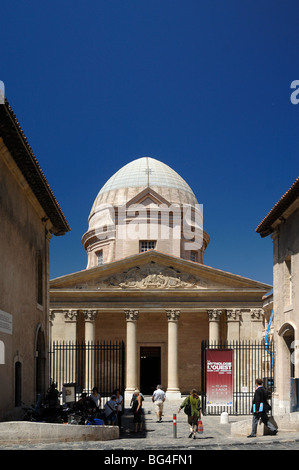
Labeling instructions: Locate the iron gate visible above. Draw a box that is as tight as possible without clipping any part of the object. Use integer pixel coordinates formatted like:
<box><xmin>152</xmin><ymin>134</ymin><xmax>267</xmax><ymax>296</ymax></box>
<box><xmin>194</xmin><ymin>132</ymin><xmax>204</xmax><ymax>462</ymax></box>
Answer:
<box><xmin>201</xmin><ymin>340</ymin><xmax>274</xmax><ymax>415</ymax></box>
<box><xmin>49</xmin><ymin>340</ymin><xmax>125</xmax><ymax>397</ymax></box>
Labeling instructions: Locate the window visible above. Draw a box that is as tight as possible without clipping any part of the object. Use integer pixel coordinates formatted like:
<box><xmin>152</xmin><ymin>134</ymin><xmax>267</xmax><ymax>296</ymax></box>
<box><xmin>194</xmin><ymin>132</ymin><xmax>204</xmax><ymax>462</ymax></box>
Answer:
<box><xmin>37</xmin><ymin>252</ymin><xmax>43</xmax><ymax>305</ymax></box>
<box><xmin>284</xmin><ymin>256</ymin><xmax>292</xmax><ymax>307</ymax></box>
<box><xmin>97</xmin><ymin>250</ymin><xmax>103</xmax><ymax>266</ymax></box>
<box><xmin>190</xmin><ymin>251</ymin><xmax>198</xmax><ymax>262</ymax></box>
<box><xmin>140</xmin><ymin>241</ymin><xmax>156</xmax><ymax>252</ymax></box>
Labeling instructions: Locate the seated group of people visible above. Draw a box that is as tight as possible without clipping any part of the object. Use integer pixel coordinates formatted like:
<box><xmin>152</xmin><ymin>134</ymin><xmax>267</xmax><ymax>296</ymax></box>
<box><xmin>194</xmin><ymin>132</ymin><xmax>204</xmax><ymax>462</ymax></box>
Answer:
<box><xmin>78</xmin><ymin>387</ymin><xmax>123</xmax><ymax>426</ymax></box>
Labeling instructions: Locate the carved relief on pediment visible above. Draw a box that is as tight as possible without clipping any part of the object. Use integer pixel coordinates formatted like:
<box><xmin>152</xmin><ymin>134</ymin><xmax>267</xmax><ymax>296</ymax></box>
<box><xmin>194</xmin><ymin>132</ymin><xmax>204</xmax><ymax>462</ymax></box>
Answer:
<box><xmin>97</xmin><ymin>262</ymin><xmax>207</xmax><ymax>290</ymax></box>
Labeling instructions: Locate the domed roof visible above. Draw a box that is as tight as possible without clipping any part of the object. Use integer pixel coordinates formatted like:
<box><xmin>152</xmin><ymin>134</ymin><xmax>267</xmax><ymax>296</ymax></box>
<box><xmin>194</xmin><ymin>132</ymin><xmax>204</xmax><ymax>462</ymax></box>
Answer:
<box><xmin>99</xmin><ymin>156</ymin><xmax>195</xmax><ymax>195</ymax></box>
<box><xmin>88</xmin><ymin>157</ymin><xmax>198</xmax><ymax>229</ymax></box>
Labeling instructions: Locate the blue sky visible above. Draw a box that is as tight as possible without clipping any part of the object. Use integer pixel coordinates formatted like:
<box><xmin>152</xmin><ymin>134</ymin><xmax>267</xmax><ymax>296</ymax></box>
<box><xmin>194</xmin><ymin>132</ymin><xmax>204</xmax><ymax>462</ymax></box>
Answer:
<box><xmin>1</xmin><ymin>0</ymin><xmax>299</xmax><ymax>286</ymax></box>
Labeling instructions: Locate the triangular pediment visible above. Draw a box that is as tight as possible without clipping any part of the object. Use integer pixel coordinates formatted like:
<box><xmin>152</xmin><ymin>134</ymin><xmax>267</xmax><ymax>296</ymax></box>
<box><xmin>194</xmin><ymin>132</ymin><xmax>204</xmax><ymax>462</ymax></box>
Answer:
<box><xmin>125</xmin><ymin>187</ymin><xmax>172</xmax><ymax>208</ymax></box>
<box><xmin>50</xmin><ymin>250</ymin><xmax>271</xmax><ymax>293</ymax></box>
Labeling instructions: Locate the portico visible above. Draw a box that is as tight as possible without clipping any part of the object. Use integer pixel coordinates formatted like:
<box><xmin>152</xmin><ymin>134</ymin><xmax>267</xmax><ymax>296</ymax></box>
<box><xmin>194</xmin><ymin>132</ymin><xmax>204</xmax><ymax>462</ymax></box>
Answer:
<box><xmin>50</xmin><ymin>250</ymin><xmax>270</xmax><ymax>399</ymax></box>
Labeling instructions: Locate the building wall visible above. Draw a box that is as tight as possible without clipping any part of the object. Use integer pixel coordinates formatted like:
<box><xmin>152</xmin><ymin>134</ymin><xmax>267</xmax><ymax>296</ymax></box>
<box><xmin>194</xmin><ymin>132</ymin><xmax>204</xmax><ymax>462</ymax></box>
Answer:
<box><xmin>273</xmin><ymin>208</ymin><xmax>299</xmax><ymax>319</ymax></box>
<box><xmin>273</xmin><ymin>207</ymin><xmax>299</xmax><ymax>414</ymax></box>
<box><xmin>0</xmin><ymin>146</ymin><xmax>49</xmax><ymax>420</ymax></box>
<box><xmin>178</xmin><ymin>311</ymin><xmax>209</xmax><ymax>393</ymax></box>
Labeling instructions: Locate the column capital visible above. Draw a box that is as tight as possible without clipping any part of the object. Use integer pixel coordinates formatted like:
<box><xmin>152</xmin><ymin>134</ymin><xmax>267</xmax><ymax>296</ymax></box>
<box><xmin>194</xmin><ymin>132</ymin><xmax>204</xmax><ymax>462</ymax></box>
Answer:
<box><xmin>251</xmin><ymin>308</ymin><xmax>264</xmax><ymax>321</ymax></box>
<box><xmin>49</xmin><ymin>309</ymin><xmax>55</xmax><ymax>325</ymax></box>
<box><xmin>226</xmin><ymin>309</ymin><xmax>241</xmax><ymax>321</ymax></box>
<box><xmin>124</xmin><ymin>309</ymin><xmax>139</xmax><ymax>321</ymax></box>
<box><xmin>64</xmin><ymin>309</ymin><xmax>79</xmax><ymax>322</ymax></box>
<box><xmin>208</xmin><ymin>309</ymin><xmax>222</xmax><ymax>321</ymax></box>
<box><xmin>166</xmin><ymin>309</ymin><xmax>180</xmax><ymax>322</ymax></box>
<box><xmin>83</xmin><ymin>309</ymin><xmax>98</xmax><ymax>322</ymax></box>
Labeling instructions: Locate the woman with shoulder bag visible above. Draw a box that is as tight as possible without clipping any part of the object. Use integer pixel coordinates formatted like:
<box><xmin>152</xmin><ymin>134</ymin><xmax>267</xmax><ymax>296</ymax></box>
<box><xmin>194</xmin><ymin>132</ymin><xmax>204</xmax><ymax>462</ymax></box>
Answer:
<box><xmin>178</xmin><ymin>389</ymin><xmax>202</xmax><ymax>439</ymax></box>
<box><xmin>132</xmin><ymin>389</ymin><xmax>143</xmax><ymax>433</ymax></box>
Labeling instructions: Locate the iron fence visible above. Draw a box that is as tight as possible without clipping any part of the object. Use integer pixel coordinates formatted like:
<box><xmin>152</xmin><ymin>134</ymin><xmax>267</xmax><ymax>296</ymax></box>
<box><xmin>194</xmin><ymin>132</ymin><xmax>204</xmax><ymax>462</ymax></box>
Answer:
<box><xmin>49</xmin><ymin>340</ymin><xmax>125</xmax><ymax>397</ymax></box>
<box><xmin>201</xmin><ymin>340</ymin><xmax>274</xmax><ymax>415</ymax></box>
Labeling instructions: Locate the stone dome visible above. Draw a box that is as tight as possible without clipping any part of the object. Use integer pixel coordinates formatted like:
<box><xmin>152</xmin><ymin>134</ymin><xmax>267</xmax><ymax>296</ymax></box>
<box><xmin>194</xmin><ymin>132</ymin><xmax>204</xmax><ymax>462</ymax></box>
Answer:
<box><xmin>82</xmin><ymin>156</ymin><xmax>209</xmax><ymax>268</ymax></box>
<box><xmin>88</xmin><ymin>157</ymin><xmax>198</xmax><ymax>230</ymax></box>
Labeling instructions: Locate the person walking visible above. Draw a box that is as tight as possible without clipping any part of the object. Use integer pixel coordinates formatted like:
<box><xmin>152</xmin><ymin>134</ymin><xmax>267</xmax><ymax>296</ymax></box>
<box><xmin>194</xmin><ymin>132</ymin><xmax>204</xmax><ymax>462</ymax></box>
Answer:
<box><xmin>178</xmin><ymin>389</ymin><xmax>202</xmax><ymax>439</ymax></box>
<box><xmin>247</xmin><ymin>378</ymin><xmax>278</xmax><ymax>438</ymax></box>
<box><xmin>152</xmin><ymin>385</ymin><xmax>166</xmax><ymax>422</ymax></box>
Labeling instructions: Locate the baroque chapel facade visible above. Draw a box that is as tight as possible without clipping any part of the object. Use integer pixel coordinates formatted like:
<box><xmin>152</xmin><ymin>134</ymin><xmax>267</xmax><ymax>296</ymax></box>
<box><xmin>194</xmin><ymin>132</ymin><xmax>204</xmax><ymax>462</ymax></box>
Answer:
<box><xmin>50</xmin><ymin>157</ymin><xmax>270</xmax><ymax>401</ymax></box>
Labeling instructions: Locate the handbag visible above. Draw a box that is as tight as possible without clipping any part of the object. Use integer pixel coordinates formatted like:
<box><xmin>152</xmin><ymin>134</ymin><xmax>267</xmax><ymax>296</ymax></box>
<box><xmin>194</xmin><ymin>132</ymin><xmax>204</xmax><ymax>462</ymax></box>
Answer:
<box><xmin>184</xmin><ymin>397</ymin><xmax>191</xmax><ymax>416</ymax></box>
<box><xmin>197</xmin><ymin>419</ymin><xmax>203</xmax><ymax>434</ymax></box>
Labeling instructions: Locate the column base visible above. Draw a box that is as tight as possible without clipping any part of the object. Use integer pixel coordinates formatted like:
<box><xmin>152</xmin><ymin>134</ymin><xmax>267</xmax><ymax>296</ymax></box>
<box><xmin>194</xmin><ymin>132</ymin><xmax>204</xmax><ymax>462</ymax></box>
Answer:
<box><xmin>166</xmin><ymin>389</ymin><xmax>181</xmax><ymax>400</ymax></box>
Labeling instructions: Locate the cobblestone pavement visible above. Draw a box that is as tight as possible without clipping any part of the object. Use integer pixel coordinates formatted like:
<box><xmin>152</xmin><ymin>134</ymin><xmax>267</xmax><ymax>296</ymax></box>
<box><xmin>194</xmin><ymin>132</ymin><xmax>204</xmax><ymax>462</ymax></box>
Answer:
<box><xmin>1</xmin><ymin>399</ymin><xmax>299</xmax><ymax>453</ymax></box>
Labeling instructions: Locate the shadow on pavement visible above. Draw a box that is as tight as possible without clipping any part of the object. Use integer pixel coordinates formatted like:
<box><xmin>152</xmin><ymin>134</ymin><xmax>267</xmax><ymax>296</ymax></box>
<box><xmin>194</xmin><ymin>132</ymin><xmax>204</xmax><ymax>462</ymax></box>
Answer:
<box><xmin>119</xmin><ymin>409</ymin><xmax>148</xmax><ymax>439</ymax></box>
<box><xmin>118</xmin><ymin>409</ymin><xmax>216</xmax><ymax>441</ymax></box>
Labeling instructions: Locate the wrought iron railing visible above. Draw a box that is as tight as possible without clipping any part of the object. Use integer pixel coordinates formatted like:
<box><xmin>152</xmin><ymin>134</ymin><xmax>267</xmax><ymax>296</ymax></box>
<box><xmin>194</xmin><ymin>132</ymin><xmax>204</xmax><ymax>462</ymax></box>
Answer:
<box><xmin>49</xmin><ymin>340</ymin><xmax>125</xmax><ymax>397</ymax></box>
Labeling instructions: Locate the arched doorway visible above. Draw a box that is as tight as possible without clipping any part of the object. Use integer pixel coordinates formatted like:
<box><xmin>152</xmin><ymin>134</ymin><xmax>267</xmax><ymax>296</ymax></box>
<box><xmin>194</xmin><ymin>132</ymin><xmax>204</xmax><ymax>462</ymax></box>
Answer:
<box><xmin>15</xmin><ymin>361</ymin><xmax>22</xmax><ymax>407</ymax></box>
<box><xmin>279</xmin><ymin>323</ymin><xmax>295</xmax><ymax>378</ymax></box>
<box><xmin>278</xmin><ymin>323</ymin><xmax>295</xmax><ymax>412</ymax></box>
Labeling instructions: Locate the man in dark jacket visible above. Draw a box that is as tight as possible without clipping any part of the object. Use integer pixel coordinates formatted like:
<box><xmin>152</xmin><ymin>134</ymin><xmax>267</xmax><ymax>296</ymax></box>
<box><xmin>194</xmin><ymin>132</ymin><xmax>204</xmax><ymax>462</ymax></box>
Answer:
<box><xmin>247</xmin><ymin>378</ymin><xmax>278</xmax><ymax>437</ymax></box>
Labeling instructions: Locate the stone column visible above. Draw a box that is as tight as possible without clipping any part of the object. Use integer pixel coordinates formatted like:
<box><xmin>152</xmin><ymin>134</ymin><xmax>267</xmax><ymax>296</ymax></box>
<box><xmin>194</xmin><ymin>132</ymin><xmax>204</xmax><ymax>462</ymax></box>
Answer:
<box><xmin>83</xmin><ymin>310</ymin><xmax>98</xmax><ymax>392</ymax></box>
<box><xmin>249</xmin><ymin>308</ymin><xmax>264</xmax><ymax>389</ymax></box>
<box><xmin>124</xmin><ymin>309</ymin><xmax>139</xmax><ymax>403</ymax></box>
<box><xmin>84</xmin><ymin>309</ymin><xmax>98</xmax><ymax>343</ymax></box>
<box><xmin>250</xmin><ymin>308</ymin><xmax>264</xmax><ymax>341</ymax></box>
<box><xmin>166</xmin><ymin>309</ymin><xmax>181</xmax><ymax>400</ymax></box>
<box><xmin>64</xmin><ymin>309</ymin><xmax>79</xmax><ymax>342</ymax></box>
<box><xmin>226</xmin><ymin>309</ymin><xmax>241</xmax><ymax>341</ymax></box>
<box><xmin>61</xmin><ymin>310</ymin><xmax>79</xmax><ymax>387</ymax></box>
<box><xmin>48</xmin><ymin>309</ymin><xmax>55</xmax><ymax>345</ymax></box>
<box><xmin>226</xmin><ymin>309</ymin><xmax>241</xmax><ymax>394</ymax></box>
<box><xmin>208</xmin><ymin>309</ymin><xmax>222</xmax><ymax>343</ymax></box>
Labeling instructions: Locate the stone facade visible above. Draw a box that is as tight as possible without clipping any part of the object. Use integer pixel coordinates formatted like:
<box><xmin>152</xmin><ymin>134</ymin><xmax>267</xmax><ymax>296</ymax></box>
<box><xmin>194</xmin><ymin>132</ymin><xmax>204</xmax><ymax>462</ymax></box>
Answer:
<box><xmin>0</xmin><ymin>101</ymin><xmax>69</xmax><ymax>420</ymax></box>
<box><xmin>50</xmin><ymin>250</ymin><xmax>270</xmax><ymax>401</ymax></box>
<box><xmin>257</xmin><ymin>177</ymin><xmax>299</xmax><ymax>414</ymax></box>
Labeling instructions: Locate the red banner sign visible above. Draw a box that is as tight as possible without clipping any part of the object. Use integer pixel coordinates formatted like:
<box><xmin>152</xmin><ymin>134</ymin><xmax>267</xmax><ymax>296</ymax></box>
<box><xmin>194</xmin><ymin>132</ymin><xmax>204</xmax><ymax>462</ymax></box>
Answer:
<box><xmin>206</xmin><ymin>349</ymin><xmax>233</xmax><ymax>407</ymax></box>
